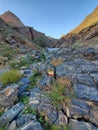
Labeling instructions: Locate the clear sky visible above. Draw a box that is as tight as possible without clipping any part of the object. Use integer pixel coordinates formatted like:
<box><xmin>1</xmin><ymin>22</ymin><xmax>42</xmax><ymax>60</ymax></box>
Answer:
<box><xmin>0</xmin><ymin>0</ymin><xmax>98</xmax><ymax>38</ymax></box>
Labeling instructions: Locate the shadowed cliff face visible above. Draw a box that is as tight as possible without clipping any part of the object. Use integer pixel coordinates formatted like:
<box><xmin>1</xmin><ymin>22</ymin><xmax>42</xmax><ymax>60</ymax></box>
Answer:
<box><xmin>57</xmin><ymin>6</ymin><xmax>98</xmax><ymax>48</ymax></box>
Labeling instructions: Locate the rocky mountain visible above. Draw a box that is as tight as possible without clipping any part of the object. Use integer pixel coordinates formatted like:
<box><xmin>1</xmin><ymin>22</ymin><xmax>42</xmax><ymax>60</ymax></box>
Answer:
<box><xmin>0</xmin><ymin>11</ymin><xmax>57</xmax><ymax>47</ymax></box>
<box><xmin>0</xmin><ymin>11</ymin><xmax>24</xmax><ymax>27</ymax></box>
<box><xmin>57</xmin><ymin>6</ymin><xmax>98</xmax><ymax>48</ymax></box>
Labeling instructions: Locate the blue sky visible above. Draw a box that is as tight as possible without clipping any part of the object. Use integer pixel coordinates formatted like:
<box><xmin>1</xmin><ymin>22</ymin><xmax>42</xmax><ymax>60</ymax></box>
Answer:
<box><xmin>0</xmin><ymin>0</ymin><xmax>98</xmax><ymax>38</ymax></box>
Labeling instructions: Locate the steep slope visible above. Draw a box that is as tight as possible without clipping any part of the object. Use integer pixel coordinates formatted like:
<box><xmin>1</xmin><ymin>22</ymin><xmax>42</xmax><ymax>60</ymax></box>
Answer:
<box><xmin>0</xmin><ymin>11</ymin><xmax>57</xmax><ymax>47</ymax></box>
<box><xmin>58</xmin><ymin>6</ymin><xmax>98</xmax><ymax>48</ymax></box>
<box><xmin>0</xmin><ymin>17</ymin><xmax>40</xmax><ymax>67</ymax></box>
<box><xmin>71</xmin><ymin>6</ymin><xmax>98</xmax><ymax>33</ymax></box>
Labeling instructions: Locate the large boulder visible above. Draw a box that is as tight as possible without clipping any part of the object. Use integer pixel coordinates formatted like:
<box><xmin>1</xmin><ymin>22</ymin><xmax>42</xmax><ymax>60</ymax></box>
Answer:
<box><xmin>0</xmin><ymin>84</ymin><xmax>18</xmax><ymax>108</ymax></box>
<box><xmin>0</xmin><ymin>102</ymin><xmax>24</xmax><ymax>127</ymax></box>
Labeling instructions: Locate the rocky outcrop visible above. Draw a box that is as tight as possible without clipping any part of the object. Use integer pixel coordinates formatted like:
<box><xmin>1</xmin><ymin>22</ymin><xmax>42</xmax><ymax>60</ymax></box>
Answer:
<box><xmin>57</xmin><ymin>6</ymin><xmax>98</xmax><ymax>48</ymax></box>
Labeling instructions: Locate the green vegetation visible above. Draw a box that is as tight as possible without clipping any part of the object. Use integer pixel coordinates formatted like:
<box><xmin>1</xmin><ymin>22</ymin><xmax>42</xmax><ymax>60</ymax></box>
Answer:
<box><xmin>0</xmin><ymin>70</ymin><xmax>21</xmax><ymax>85</ymax></box>
<box><xmin>0</xmin><ymin>127</ymin><xmax>6</xmax><ymax>130</ymax></box>
<box><xmin>18</xmin><ymin>95</ymin><xmax>29</xmax><ymax>105</ymax></box>
<box><xmin>46</xmin><ymin>77</ymin><xmax>74</xmax><ymax>109</ymax></box>
<box><xmin>23</xmin><ymin>106</ymin><xmax>37</xmax><ymax>115</ymax></box>
<box><xmin>0</xmin><ymin>108</ymin><xmax>4</xmax><ymax>116</ymax></box>
<box><xmin>0</xmin><ymin>44</ymin><xmax>18</xmax><ymax>60</ymax></box>
<box><xmin>10</xmin><ymin>52</ymin><xmax>46</xmax><ymax>69</ymax></box>
<box><xmin>10</xmin><ymin>54</ymin><xmax>33</xmax><ymax>69</ymax></box>
<box><xmin>34</xmin><ymin>36</ymin><xmax>48</xmax><ymax>48</ymax></box>
<box><xmin>72</xmin><ymin>42</ymin><xmax>83</xmax><ymax>49</ymax></box>
<box><xmin>46</xmin><ymin>81</ymin><xmax>65</xmax><ymax>109</ymax></box>
<box><xmin>28</xmin><ymin>71</ymin><xmax>42</xmax><ymax>91</ymax></box>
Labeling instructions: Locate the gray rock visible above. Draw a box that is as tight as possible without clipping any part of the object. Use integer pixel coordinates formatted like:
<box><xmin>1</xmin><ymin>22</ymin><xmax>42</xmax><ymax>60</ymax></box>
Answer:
<box><xmin>63</xmin><ymin>99</ymin><xmax>90</xmax><ymax>119</ymax></box>
<box><xmin>0</xmin><ymin>102</ymin><xmax>24</xmax><ymax>127</ymax></box>
<box><xmin>69</xmin><ymin>119</ymin><xmax>98</xmax><ymax>130</ymax></box>
<box><xmin>38</xmin><ymin>75</ymin><xmax>54</xmax><ymax>91</ymax></box>
<box><xmin>90</xmin><ymin>73</ymin><xmax>98</xmax><ymax>87</ymax></box>
<box><xmin>0</xmin><ymin>84</ymin><xmax>18</xmax><ymax>108</ymax></box>
<box><xmin>16</xmin><ymin>114</ymin><xmax>36</xmax><ymax>127</ymax></box>
<box><xmin>17</xmin><ymin>121</ymin><xmax>43</xmax><ymax>130</ymax></box>
<box><xmin>29</xmin><ymin>88</ymin><xmax>42</xmax><ymax>108</ymax></box>
<box><xmin>73</xmin><ymin>84</ymin><xmax>98</xmax><ymax>102</ymax></box>
<box><xmin>76</xmin><ymin>74</ymin><xmax>96</xmax><ymax>87</ymax></box>
<box><xmin>89</xmin><ymin>104</ymin><xmax>98</xmax><ymax>127</ymax></box>
<box><xmin>38</xmin><ymin>98</ymin><xmax>58</xmax><ymax>124</ymax></box>
<box><xmin>19</xmin><ymin>77</ymin><xmax>30</xmax><ymax>85</ymax></box>
<box><xmin>18</xmin><ymin>84</ymin><xmax>29</xmax><ymax>96</ymax></box>
<box><xmin>56</xmin><ymin>111</ymin><xmax>68</xmax><ymax>125</ymax></box>
<box><xmin>56</xmin><ymin>62</ymin><xmax>76</xmax><ymax>77</ymax></box>
<box><xmin>8</xmin><ymin>120</ymin><xmax>17</xmax><ymax>130</ymax></box>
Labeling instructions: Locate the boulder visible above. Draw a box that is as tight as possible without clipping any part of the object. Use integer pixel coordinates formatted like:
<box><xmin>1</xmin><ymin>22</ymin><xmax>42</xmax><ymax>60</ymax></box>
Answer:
<box><xmin>38</xmin><ymin>75</ymin><xmax>54</xmax><ymax>91</ymax></box>
<box><xmin>0</xmin><ymin>102</ymin><xmax>24</xmax><ymax>127</ymax></box>
<box><xmin>38</xmin><ymin>98</ymin><xmax>58</xmax><ymax>124</ymax></box>
<box><xmin>16</xmin><ymin>114</ymin><xmax>36</xmax><ymax>127</ymax></box>
<box><xmin>0</xmin><ymin>84</ymin><xmax>18</xmax><ymax>108</ymax></box>
<box><xmin>69</xmin><ymin>119</ymin><xmax>98</xmax><ymax>130</ymax></box>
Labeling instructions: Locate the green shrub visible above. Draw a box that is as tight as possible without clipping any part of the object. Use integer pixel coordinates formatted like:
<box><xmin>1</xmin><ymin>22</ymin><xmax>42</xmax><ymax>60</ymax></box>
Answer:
<box><xmin>23</xmin><ymin>106</ymin><xmax>37</xmax><ymax>115</ymax></box>
<box><xmin>0</xmin><ymin>70</ymin><xmax>21</xmax><ymax>85</ymax></box>
<box><xmin>46</xmin><ymin>81</ymin><xmax>65</xmax><ymax>109</ymax></box>
<box><xmin>18</xmin><ymin>95</ymin><xmax>29</xmax><ymax>105</ymax></box>
<box><xmin>28</xmin><ymin>71</ymin><xmax>42</xmax><ymax>91</ymax></box>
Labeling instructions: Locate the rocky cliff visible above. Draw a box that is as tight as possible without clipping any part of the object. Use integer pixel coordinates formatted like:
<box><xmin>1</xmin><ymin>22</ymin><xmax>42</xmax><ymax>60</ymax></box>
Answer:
<box><xmin>57</xmin><ymin>6</ymin><xmax>98</xmax><ymax>48</ymax></box>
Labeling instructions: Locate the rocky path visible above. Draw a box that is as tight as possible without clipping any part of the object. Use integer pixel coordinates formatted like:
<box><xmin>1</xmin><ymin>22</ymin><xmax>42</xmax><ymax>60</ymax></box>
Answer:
<box><xmin>0</xmin><ymin>47</ymin><xmax>98</xmax><ymax>130</ymax></box>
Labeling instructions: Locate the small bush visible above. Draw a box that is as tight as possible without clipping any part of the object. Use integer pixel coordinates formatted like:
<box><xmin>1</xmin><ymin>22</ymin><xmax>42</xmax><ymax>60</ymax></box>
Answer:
<box><xmin>0</xmin><ymin>70</ymin><xmax>21</xmax><ymax>85</ymax></box>
<box><xmin>23</xmin><ymin>106</ymin><xmax>37</xmax><ymax>115</ymax></box>
<box><xmin>46</xmin><ymin>80</ymin><xmax>65</xmax><ymax>109</ymax></box>
<box><xmin>28</xmin><ymin>71</ymin><xmax>42</xmax><ymax>91</ymax></box>
<box><xmin>46</xmin><ymin>77</ymin><xmax>73</xmax><ymax>109</ymax></box>
<box><xmin>18</xmin><ymin>95</ymin><xmax>29</xmax><ymax>105</ymax></box>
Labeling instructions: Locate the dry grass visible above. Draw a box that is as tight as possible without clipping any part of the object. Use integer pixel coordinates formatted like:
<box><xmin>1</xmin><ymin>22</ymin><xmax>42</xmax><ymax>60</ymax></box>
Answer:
<box><xmin>57</xmin><ymin>77</ymin><xmax>71</xmax><ymax>88</ymax></box>
<box><xmin>51</xmin><ymin>58</ymin><xmax>63</xmax><ymax>67</ymax></box>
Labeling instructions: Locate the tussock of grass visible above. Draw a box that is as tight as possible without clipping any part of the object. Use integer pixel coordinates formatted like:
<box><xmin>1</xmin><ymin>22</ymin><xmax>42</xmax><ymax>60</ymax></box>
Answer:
<box><xmin>46</xmin><ymin>77</ymin><xmax>74</xmax><ymax>109</ymax></box>
<box><xmin>0</xmin><ymin>70</ymin><xmax>21</xmax><ymax>85</ymax></box>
